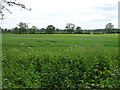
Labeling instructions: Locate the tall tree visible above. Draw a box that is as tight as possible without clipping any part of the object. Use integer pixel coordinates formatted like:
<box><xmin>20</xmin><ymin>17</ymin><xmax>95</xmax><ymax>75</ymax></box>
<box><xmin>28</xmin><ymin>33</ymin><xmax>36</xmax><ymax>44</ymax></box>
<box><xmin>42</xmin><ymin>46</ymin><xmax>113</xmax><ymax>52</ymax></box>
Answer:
<box><xmin>105</xmin><ymin>23</ymin><xmax>114</xmax><ymax>33</ymax></box>
<box><xmin>40</xmin><ymin>28</ymin><xmax>46</xmax><ymax>31</ymax></box>
<box><xmin>46</xmin><ymin>25</ymin><xmax>55</xmax><ymax>34</ymax></box>
<box><xmin>30</xmin><ymin>26</ymin><xmax>38</xmax><ymax>34</ymax></box>
<box><xmin>105</xmin><ymin>23</ymin><xmax>114</xmax><ymax>29</ymax></box>
<box><xmin>12</xmin><ymin>27</ymin><xmax>19</xmax><ymax>34</ymax></box>
<box><xmin>75</xmin><ymin>26</ymin><xmax>82</xmax><ymax>34</ymax></box>
<box><xmin>65</xmin><ymin>23</ymin><xmax>75</xmax><ymax>34</ymax></box>
<box><xmin>76</xmin><ymin>26</ymin><xmax>81</xmax><ymax>30</ymax></box>
<box><xmin>18</xmin><ymin>22</ymin><xmax>28</xmax><ymax>34</ymax></box>
<box><xmin>31</xmin><ymin>26</ymin><xmax>38</xmax><ymax>30</ymax></box>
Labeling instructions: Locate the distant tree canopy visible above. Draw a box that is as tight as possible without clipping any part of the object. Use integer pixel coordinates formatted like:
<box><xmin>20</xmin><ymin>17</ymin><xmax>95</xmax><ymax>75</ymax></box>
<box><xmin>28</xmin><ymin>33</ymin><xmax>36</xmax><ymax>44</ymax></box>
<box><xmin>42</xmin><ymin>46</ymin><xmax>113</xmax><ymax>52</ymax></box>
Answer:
<box><xmin>46</xmin><ymin>25</ymin><xmax>55</xmax><ymax>34</ymax></box>
<box><xmin>105</xmin><ymin>23</ymin><xmax>114</xmax><ymax>33</ymax></box>
<box><xmin>13</xmin><ymin>27</ymin><xmax>19</xmax><ymax>34</ymax></box>
<box><xmin>40</xmin><ymin>28</ymin><xmax>46</xmax><ymax>31</ymax></box>
<box><xmin>11</xmin><ymin>23</ymin><xmax>38</xmax><ymax>34</ymax></box>
<box><xmin>18</xmin><ymin>22</ymin><xmax>28</xmax><ymax>34</ymax></box>
<box><xmin>105</xmin><ymin>23</ymin><xmax>114</xmax><ymax>30</ymax></box>
<box><xmin>18</xmin><ymin>22</ymin><xmax>28</xmax><ymax>29</ymax></box>
<box><xmin>29</xmin><ymin>26</ymin><xmax>39</xmax><ymax>34</ymax></box>
<box><xmin>75</xmin><ymin>26</ymin><xmax>83</xmax><ymax>34</ymax></box>
<box><xmin>0</xmin><ymin>0</ymin><xmax>31</xmax><ymax>20</ymax></box>
<box><xmin>76</xmin><ymin>26</ymin><xmax>81</xmax><ymax>30</ymax></box>
<box><xmin>2</xmin><ymin>22</ymin><xmax>120</xmax><ymax>34</ymax></box>
<box><xmin>31</xmin><ymin>26</ymin><xmax>38</xmax><ymax>30</ymax></box>
<box><xmin>65</xmin><ymin>23</ymin><xmax>75</xmax><ymax>34</ymax></box>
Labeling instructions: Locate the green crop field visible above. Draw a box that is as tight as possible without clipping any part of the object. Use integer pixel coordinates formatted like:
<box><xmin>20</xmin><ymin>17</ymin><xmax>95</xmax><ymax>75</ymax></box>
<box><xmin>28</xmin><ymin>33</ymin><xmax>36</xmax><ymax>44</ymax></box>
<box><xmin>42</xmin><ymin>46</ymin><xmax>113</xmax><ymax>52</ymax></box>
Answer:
<box><xmin>2</xmin><ymin>34</ymin><xmax>119</xmax><ymax>88</ymax></box>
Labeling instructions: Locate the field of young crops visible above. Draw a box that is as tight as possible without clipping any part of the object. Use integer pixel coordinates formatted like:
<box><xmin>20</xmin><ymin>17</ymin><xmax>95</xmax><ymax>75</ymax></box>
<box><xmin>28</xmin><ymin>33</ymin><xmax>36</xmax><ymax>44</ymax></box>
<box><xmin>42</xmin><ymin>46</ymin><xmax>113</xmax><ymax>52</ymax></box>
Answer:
<box><xmin>2</xmin><ymin>34</ymin><xmax>119</xmax><ymax>88</ymax></box>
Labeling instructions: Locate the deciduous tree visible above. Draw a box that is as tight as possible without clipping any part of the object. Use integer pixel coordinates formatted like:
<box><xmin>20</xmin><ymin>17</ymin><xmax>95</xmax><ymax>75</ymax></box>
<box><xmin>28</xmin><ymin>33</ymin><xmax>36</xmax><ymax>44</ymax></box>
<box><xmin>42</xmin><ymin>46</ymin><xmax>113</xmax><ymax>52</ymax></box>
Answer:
<box><xmin>46</xmin><ymin>25</ymin><xmax>55</xmax><ymax>34</ymax></box>
<box><xmin>18</xmin><ymin>22</ymin><xmax>28</xmax><ymax>34</ymax></box>
<box><xmin>105</xmin><ymin>23</ymin><xmax>114</xmax><ymax>33</ymax></box>
<box><xmin>75</xmin><ymin>26</ymin><xmax>82</xmax><ymax>34</ymax></box>
<box><xmin>105</xmin><ymin>23</ymin><xmax>114</xmax><ymax>29</ymax></box>
<box><xmin>65</xmin><ymin>23</ymin><xmax>75</xmax><ymax>34</ymax></box>
<box><xmin>30</xmin><ymin>26</ymin><xmax>38</xmax><ymax>34</ymax></box>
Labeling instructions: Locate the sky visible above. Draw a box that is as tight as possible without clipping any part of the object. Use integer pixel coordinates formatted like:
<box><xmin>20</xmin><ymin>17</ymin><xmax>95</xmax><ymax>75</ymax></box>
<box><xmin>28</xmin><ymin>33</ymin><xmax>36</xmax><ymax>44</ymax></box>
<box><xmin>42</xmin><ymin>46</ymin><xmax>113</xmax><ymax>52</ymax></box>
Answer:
<box><xmin>0</xmin><ymin>0</ymin><xmax>119</xmax><ymax>29</ymax></box>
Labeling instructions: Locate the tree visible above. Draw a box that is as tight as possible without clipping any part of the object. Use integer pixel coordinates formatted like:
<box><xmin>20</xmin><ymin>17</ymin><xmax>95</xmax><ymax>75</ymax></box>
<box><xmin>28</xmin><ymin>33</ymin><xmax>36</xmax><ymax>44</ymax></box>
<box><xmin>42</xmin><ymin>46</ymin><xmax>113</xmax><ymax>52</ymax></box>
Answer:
<box><xmin>46</xmin><ymin>25</ymin><xmax>55</xmax><ymax>34</ymax></box>
<box><xmin>30</xmin><ymin>26</ymin><xmax>38</xmax><ymax>34</ymax></box>
<box><xmin>40</xmin><ymin>28</ymin><xmax>46</xmax><ymax>31</ymax></box>
<box><xmin>76</xmin><ymin>26</ymin><xmax>81</xmax><ymax>30</ymax></box>
<box><xmin>31</xmin><ymin>26</ymin><xmax>38</xmax><ymax>30</ymax></box>
<box><xmin>56</xmin><ymin>28</ymin><xmax>59</xmax><ymax>31</ymax></box>
<box><xmin>12</xmin><ymin>27</ymin><xmax>19</xmax><ymax>34</ymax></box>
<box><xmin>75</xmin><ymin>26</ymin><xmax>82</xmax><ymax>34</ymax></box>
<box><xmin>40</xmin><ymin>28</ymin><xmax>46</xmax><ymax>34</ymax></box>
<box><xmin>4</xmin><ymin>28</ymin><xmax>7</xmax><ymax>32</ymax></box>
<box><xmin>105</xmin><ymin>23</ymin><xmax>114</xmax><ymax>29</ymax></box>
<box><xmin>105</xmin><ymin>23</ymin><xmax>114</xmax><ymax>33</ymax></box>
<box><xmin>18</xmin><ymin>22</ymin><xmax>28</xmax><ymax>34</ymax></box>
<box><xmin>0</xmin><ymin>0</ymin><xmax>31</xmax><ymax>20</ymax></box>
<box><xmin>65</xmin><ymin>23</ymin><xmax>75</xmax><ymax>34</ymax></box>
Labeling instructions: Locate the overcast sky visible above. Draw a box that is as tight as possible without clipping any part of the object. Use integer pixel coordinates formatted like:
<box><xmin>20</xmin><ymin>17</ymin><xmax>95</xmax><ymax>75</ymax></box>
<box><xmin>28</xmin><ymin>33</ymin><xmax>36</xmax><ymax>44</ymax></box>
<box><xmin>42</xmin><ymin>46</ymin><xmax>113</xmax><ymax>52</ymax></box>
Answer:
<box><xmin>1</xmin><ymin>0</ymin><xmax>119</xmax><ymax>29</ymax></box>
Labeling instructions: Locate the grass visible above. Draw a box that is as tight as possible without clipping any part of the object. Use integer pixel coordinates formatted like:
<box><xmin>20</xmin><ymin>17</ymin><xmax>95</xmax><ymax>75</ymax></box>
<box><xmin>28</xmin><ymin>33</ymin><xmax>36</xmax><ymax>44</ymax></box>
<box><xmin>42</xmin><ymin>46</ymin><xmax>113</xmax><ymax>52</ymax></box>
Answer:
<box><xmin>2</xmin><ymin>33</ymin><xmax>119</xmax><ymax>88</ymax></box>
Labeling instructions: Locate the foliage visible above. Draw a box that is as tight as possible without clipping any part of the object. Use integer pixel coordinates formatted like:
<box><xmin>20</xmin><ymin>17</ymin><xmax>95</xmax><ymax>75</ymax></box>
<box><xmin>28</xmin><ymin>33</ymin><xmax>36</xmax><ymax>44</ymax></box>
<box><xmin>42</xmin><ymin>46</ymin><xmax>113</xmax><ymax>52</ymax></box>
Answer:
<box><xmin>105</xmin><ymin>23</ymin><xmax>114</xmax><ymax>30</ymax></box>
<box><xmin>66</xmin><ymin>23</ymin><xmax>75</xmax><ymax>34</ymax></box>
<box><xmin>2</xmin><ymin>22</ymin><xmax>119</xmax><ymax>34</ymax></box>
<box><xmin>18</xmin><ymin>22</ymin><xmax>28</xmax><ymax>29</ymax></box>
<box><xmin>12</xmin><ymin>27</ymin><xmax>19</xmax><ymax>34</ymax></box>
<box><xmin>2</xmin><ymin>34</ymin><xmax>119</xmax><ymax>88</ymax></box>
<box><xmin>40</xmin><ymin>28</ymin><xmax>46</xmax><ymax>31</ymax></box>
<box><xmin>3</xmin><ymin>28</ymin><xmax>120</xmax><ymax>34</ymax></box>
<box><xmin>46</xmin><ymin>25</ymin><xmax>55</xmax><ymax>34</ymax></box>
<box><xmin>17</xmin><ymin>22</ymin><xmax>28</xmax><ymax>34</ymax></box>
<box><xmin>105</xmin><ymin>23</ymin><xmax>114</xmax><ymax>34</ymax></box>
<box><xmin>29</xmin><ymin>26</ymin><xmax>39</xmax><ymax>34</ymax></box>
<box><xmin>75</xmin><ymin>26</ymin><xmax>82</xmax><ymax>34</ymax></box>
<box><xmin>31</xmin><ymin>26</ymin><xmax>38</xmax><ymax>31</ymax></box>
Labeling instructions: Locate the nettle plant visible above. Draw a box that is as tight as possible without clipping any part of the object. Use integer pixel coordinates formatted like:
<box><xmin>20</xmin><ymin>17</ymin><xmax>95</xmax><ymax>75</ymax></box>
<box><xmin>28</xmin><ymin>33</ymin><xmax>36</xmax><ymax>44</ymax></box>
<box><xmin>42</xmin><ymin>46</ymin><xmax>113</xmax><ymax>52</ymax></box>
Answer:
<box><xmin>0</xmin><ymin>0</ymin><xmax>31</xmax><ymax>20</ymax></box>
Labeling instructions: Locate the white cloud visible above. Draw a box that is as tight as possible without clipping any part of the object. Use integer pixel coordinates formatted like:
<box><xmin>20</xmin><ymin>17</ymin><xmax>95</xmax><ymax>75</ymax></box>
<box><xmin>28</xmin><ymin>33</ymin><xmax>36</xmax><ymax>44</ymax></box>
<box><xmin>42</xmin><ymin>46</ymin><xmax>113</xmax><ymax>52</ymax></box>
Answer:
<box><xmin>1</xmin><ymin>0</ymin><xmax>119</xmax><ymax>29</ymax></box>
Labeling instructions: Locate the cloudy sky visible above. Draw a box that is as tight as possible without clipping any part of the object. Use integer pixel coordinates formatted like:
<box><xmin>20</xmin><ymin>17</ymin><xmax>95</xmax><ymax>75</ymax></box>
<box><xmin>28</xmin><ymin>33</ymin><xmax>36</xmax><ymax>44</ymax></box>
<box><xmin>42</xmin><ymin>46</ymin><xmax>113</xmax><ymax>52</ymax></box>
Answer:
<box><xmin>1</xmin><ymin>0</ymin><xmax>119</xmax><ymax>29</ymax></box>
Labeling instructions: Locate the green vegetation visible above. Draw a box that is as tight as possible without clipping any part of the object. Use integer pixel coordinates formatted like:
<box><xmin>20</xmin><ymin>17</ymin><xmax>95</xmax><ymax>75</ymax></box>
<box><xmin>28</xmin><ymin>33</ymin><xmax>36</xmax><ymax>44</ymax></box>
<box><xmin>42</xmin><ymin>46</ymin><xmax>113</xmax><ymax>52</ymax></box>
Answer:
<box><xmin>1</xmin><ymin>22</ymin><xmax>120</xmax><ymax>34</ymax></box>
<box><xmin>2</xmin><ymin>34</ymin><xmax>119</xmax><ymax>88</ymax></box>
<box><xmin>46</xmin><ymin>25</ymin><xmax>55</xmax><ymax>34</ymax></box>
<box><xmin>0</xmin><ymin>33</ymin><xmax>2</xmax><ymax>88</ymax></box>
<box><xmin>65</xmin><ymin>23</ymin><xmax>75</xmax><ymax>34</ymax></box>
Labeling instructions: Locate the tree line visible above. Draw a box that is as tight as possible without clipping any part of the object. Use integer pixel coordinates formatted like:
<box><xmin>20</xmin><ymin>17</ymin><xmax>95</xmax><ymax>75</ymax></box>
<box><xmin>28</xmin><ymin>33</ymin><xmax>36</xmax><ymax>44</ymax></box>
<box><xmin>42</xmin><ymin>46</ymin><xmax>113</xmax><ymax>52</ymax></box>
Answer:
<box><xmin>1</xmin><ymin>22</ymin><xmax>120</xmax><ymax>34</ymax></box>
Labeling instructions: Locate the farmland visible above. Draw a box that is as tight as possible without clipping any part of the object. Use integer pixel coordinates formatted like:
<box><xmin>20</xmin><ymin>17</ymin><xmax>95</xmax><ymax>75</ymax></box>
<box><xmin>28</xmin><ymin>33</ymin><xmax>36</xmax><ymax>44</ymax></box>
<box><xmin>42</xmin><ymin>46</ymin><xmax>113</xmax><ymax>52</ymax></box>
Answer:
<box><xmin>2</xmin><ymin>34</ymin><xmax>119</xmax><ymax>88</ymax></box>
